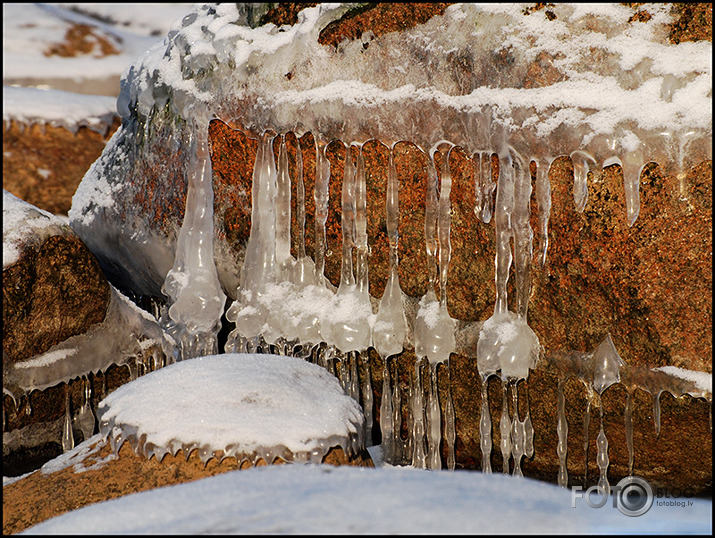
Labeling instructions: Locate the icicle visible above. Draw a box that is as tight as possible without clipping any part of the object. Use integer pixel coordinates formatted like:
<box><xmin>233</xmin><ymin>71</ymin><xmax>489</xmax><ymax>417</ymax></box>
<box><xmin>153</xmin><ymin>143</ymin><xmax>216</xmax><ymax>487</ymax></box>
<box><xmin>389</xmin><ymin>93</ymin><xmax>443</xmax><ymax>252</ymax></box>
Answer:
<box><xmin>411</xmin><ymin>358</ymin><xmax>427</xmax><ymax>468</ymax></box>
<box><xmin>621</xmin><ymin>146</ymin><xmax>645</xmax><ymax>227</ymax></box>
<box><xmin>275</xmin><ymin>135</ymin><xmax>294</xmax><ymax>281</ymax></box>
<box><xmin>592</xmin><ymin>333</ymin><xmax>625</xmax><ymax>394</ymax></box>
<box><xmin>76</xmin><ymin>375</ymin><xmax>96</xmax><ymax>440</ymax></box>
<box><xmin>350</xmin><ymin>351</ymin><xmax>360</xmax><ymax>402</ymax></box>
<box><xmin>479</xmin><ymin>375</ymin><xmax>493</xmax><ymax>473</ymax></box>
<box><xmin>625</xmin><ymin>387</ymin><xmax>634</xmax><ymax>476</ymax></box>
<box><xmin>510</xmin><ymin>380</ymin><xmax>524</xmax><ymax>477</ymax></box>
<box><xmin>320</xmin><ymin>144</ymin><xmax>373</xmax><ymax>354</ymax></box>
<box><xmin>523</xmin><ymin>381</ymin><xmax>534</xmax><ymax>459</ymax></box>
<box><xmin>414</xmin><ymin>147</ymin><xmax>456</xmax><ymax>364</ymax></box>
<box><xmin>226</xmin><ymin>131</ymin><xmax>278</xmax><ymax>342</ymax></box>
<box><xmin>570</xmin><ymin>150</ymin><xmax>595</xmax><ymax>213</ymax></box>
<box><xmin>392</xmin><ymin>365</ymin><xmax>404</xmax><ymax>464</ymax></box>
<box><xmin>535</xmin><ymin>157</ymin><xmax>553</xmax><ymax>267</ymax></box>
<box><xmin>557</xmin><ymin>378</ymin><xmax>569</xmax><ymax>487</ymax></box>
<box><xmin>25</xmin><ymin>393</ymin><xmax>32</xmax><ymax>416</ymax></box>
<box><xmin>596</xmin><ymin>407</ymin><xmax>610</xmax><ymax>495</ymax></box>
<box><xmin>653</xmin><ymin>390</ymin><xmax>662</xmax><ymax>436</ymax></box>
<box><xmin>373</xmin><ymin>144</ymin><xmax>407</xmax><ymax>359</ymax></box>
<box><xmin>161</xmin><ymin>107</ymin><xmax>226</xmax><ymax>359</ymax></box>
<box><xmin>474</xmin><ymin>151</ymin><xmax>495</xmax><ymax>223</ymax></box>
<box><xmin>362</xmin><ymin>355</ymin><xmax>374</xmax><ymax>446</ymax></box>
<box><xmin>426</xmin><ymin>362</ymin><xmax>441</xmax><ymax>470</ymax></box>
<box><xmin>308</xmin><ymin>137</ymin><xmax>328</xmax><ymax>288</ymax></box>
<box><xmin>499</xmin><ymin>381</ymin><xmax>512</xmax><ymax>474</ymax></box>
<box><xmin>380</xmin><ymin>358</ymin><xmax>395</xmax><ymax>462</ymax></box>
<box><xmin>445</xmin><ymin>359</ymin><xmax>456</xmax><ymax>471</ymax></box>
<box><xmin>62</xmin><ymin>385</ymin><xmax>74</xmax><ymax>453</ymax></box>
<box><xmin>583</xmin><ymin>382</ymin><xmax>593</xmax><ymax>487</ymax></box>
<box><xmin>292</xmin><ymin>135</ymin><xmax>315</xmax><ymax>287</ymax></box>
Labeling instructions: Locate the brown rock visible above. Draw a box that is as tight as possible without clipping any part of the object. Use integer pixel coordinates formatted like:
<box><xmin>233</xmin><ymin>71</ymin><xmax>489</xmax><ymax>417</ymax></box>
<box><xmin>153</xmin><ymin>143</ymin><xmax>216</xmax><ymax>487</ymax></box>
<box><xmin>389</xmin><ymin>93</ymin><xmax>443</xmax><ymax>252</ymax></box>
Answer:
<box><xmin>3</xmin><ymin>234</ymin><xmax>110</xmax><ymax>367</ymax></box>
<box><xmin>2</xmin><ymin>437</ymin><xmax>373</xmax><ymax>535</ymax></box>
<box><xmin>3</xmin><ymin>118</ymin><xmax>121</xmax><ymax>215</ymax></box>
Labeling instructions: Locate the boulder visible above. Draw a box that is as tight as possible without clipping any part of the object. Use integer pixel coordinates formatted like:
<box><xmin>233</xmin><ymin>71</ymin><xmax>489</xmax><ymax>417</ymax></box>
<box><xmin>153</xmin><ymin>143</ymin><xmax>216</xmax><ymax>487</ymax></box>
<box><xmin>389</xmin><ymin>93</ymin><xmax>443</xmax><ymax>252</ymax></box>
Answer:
<box><xmin>63</xmin><ymin>2</ymin><xmax>711</xmax><ymax>494</ymax></box>
<box><xmin>2</xmin><ymin>434</ymin><xmax>373</xmax><ymax>534</ymax></box>
<box><xmin>3</xmin><ymin>192</ymin><xmax>174</xmax><ymax>475</ymax></box>
<box><xmin>2</xmin><ymin>86</ymin><xmax>121</xmax><ymax>215</ymax></box>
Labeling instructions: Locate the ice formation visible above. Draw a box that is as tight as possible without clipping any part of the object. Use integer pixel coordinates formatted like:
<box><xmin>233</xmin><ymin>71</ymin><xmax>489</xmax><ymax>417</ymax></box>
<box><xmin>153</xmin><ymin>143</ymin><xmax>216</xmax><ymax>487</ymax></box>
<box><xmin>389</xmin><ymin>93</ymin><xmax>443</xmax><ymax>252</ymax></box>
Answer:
<box><xmin>97</xmin><ymin>353</ymin><xmax>365</xmax><ymax>465</ymax></box>
<box><xmin>64</xmin><ymin>2</ymin><xmax>711</xmax><ymax>475</ymax></box>
<box><xmin>4</xmin><ymin>285</ymin><xmax>175</xmax><ymax>403</ymax></box>
<box><xmin>160</xmin><ymin>107</ymin><xmax>226</xmax><ymax>360</ymax></box>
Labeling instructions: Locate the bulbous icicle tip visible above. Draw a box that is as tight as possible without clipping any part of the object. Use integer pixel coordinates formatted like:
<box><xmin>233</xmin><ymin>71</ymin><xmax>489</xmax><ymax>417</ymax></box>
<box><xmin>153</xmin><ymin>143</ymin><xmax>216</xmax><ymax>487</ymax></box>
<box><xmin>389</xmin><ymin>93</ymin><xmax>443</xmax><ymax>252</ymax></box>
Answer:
<box><xmin>592</xmin><ymin>333</ymin><xmax>625</xmax><ymax>394</ymax></box>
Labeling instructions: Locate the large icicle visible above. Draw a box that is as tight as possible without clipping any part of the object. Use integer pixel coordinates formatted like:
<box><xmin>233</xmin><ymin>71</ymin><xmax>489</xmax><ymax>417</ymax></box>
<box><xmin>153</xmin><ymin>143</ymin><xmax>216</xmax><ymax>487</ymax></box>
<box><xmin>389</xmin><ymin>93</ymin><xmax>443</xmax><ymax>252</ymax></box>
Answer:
<box><xmin>161</xmin><ymin>107</ymin><xmax>226</xmax><ymax>360</ymax></box>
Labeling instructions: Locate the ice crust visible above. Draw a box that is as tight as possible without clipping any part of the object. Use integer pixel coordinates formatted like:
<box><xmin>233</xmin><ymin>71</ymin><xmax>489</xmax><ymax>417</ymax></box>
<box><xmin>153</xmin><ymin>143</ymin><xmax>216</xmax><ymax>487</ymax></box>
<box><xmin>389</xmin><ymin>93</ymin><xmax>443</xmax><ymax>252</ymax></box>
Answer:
<box><xmin>97</xmin><ymin>353</ymin><xmax>365</xmax><ymax>464</ymax></box>
<box><xmin>3</xmin><ymin>285</ymin><xmax>176</xmax><ymax>401</ymax></box>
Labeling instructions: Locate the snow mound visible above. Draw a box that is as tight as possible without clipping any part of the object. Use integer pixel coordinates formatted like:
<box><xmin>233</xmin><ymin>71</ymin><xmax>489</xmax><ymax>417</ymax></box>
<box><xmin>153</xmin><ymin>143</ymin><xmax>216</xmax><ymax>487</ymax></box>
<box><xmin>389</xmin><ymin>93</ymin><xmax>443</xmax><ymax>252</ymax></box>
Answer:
<box><xmin>98</xmin><ymin>353</ymin><xmax>365</xmax><ymax>465</ymax></box>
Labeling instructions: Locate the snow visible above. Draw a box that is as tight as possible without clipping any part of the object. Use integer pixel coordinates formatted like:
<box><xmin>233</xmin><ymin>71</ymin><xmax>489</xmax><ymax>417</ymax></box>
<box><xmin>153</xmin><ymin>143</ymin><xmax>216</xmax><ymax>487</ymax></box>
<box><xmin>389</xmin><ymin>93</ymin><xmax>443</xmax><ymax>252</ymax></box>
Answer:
<box><xmin>3</xmin><ymin>3</ymin><xmax>193</xmax><ymax>96</ymax></box>
<box><xmin>3</xmin><ymin>86</ymin><xmax>117</xmax><ymax>134</ymax></box>
<box><xmin>2</xmin><ymin>189</ymin><xmax>69</xmax><ymax>268</ymax></box>
<box><xmin>654</xmin><ymin>366</ymin><xmax>712</xmax><ymax>394</ymax></box>
<box><xmin>19</xmin><ymin>458</ymin><xmax>713</xmax><ymax>534</ymax></box>
<box><xmin>98</xmin><ymin>353</ymin><xmax>364</xmax><ymax>461</ymax></box>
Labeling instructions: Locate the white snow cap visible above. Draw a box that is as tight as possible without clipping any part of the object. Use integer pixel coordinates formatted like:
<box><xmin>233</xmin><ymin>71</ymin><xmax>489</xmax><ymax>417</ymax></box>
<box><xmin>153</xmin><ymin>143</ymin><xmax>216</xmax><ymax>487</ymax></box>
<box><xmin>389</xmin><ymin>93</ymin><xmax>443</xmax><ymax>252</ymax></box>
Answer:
<box><xmin>98</xmin><ymin>353</ymin><xmax>365</xmax><ymax>464</ymax></box>
<box><xmin>3</xmin><ymin>190</ymin><xmax>69</xmax><ymax>268</ymax></box>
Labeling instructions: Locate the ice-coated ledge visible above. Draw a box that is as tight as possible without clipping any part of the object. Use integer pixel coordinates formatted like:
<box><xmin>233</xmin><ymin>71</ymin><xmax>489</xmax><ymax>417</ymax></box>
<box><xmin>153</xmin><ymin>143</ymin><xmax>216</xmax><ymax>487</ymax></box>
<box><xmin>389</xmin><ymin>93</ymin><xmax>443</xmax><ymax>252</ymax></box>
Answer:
<box><xmin>98</xmin><ymin>353</ymin><xmax>365</xmax><ymax>464</ymax></box>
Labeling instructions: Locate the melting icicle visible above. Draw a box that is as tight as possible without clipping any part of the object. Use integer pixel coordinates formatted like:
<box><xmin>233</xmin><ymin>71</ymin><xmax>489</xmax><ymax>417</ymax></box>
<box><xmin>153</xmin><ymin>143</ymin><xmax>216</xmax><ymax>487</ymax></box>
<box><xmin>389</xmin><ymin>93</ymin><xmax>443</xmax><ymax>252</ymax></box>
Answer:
<box><xmin>320</xmin><ymin>144</ymin><xmax>373</xmax><ymax>354</ymax></box>
<box><xmin>499</xmin><ymin>381</ymin><xmax>512</xmax><ymax>474</ymax></box>
<box><xmin>426</xmin><ymin>362</ymin><xmax>441</xmax><ymax>470</ymax></box>
<box><xmin>379</xmin><ymin>358</ymin><xmax>394</xmax><ymax>461</ymax></box>
<box><xmin>226</xmin><ymin>131</ymin><xmax>278</xmax><ymax>345</ymax></box>
<box><xmin>590</xmin><ymin>333</ymin><xmax>625</xmax><ymax>493</ymax></box>
<box><xmin>653</xmin><ymin>390</ymin><xmax>662</xmax><ymax>436</ymax></box>
<box><xmin>411</xmin><ymin>359</ymin><xmax>427</xmax><ymax>469</ymax></box>
<box><xmin>625</xmin><ymin>387</ymin><xmax>634</xmax><ymax>476</ymax></box>
<box><xmin>479</xmin><ymin>375</ymin><xmax>493</xmax><ymax>473</ymax></box>
<box><xmin>583</xmin><ymin>382</ymin><xmax>594</xmax><ymax>487</ymax></box>
<box><xmin>373</xmin><ymin>144</ymin><xmax>407</xmax><ymax>359</ymax></box>
<box><xmin>510</xmin><ymin>380</ymin><xmax>524</xmax><ymax>477</ymax></box>
<box><xmin>570</xmin><ymin>150</ymin><xmax>595</xmax><ymax>213</ymax></box>
<box><xmin>556</xmin><ymin>378</ymin><xmax>569</xmax><ymax>487</ymax></box>
<box><xmin>535</xmin><ymin>157</ymin><xmax>553</xmax><ymax>266</ymax></box>
<box><xmin>621</xmin><ymin>144</ymin><xmax>645</xmax><ymax>227</ymax></box>
<box><xmin>62</xmin><ymin>386</ymin><xmax>74</xmax><ymax>453</ymax></box>
<box><xmin>414</xmin><ymin>147</ymin><xmax>456</xmax><ymax>364</ymax></box>
<box><xmin>161</xmin><ymin>107</ymin><xmax>226</xmax><ymax>359</ymax></box>
<box><xmin>444</xmin><ymin>361</ymin><xmax>456</xmax><ymax>471</ymax></box>
<box><xmin>596</xmin><ymin>409</ymin><xmax>610</xmax><ymax>495</ymax></box>
<box><xmin>362</xmin><ymin>355</ymin><xmax>373</xmax><ymax>446</ymax></box>
<box><xmin>474</xmin><ymin>151</ymin><xmax>496</xmax><ymax>223</ymax></box>
<box><xmin>76</xmin><ymin>376</ymin><xmax>96</xmax><ymax>441</ymax></box>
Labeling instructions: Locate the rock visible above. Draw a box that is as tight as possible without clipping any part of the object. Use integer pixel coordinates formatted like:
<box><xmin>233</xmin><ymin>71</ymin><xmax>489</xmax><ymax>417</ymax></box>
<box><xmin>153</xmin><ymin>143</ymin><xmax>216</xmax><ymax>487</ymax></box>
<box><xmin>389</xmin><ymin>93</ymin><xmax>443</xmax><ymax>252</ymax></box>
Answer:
<box><xmin>2</xmin><ymin>119</ymin><xmax>120</xmax><ymax>216</ymax></box>
<box><xmin>2</xmin><ymin>85</ymin><xmax>121</xmax><ymax>215</ymax></box>
<box><xmin>64</xmin><ymin>2</ymin><xmax>711</xmax><ymax>493</ymax></box>
<box><xmin>3</xmin><ymin>192</ymin><xmax>174</xmax><ymax>474</ymax></box>
<box><xmin>2</xmin><ymin>435</ymin><xmax>373</xmax><ymax>535</ymax></box>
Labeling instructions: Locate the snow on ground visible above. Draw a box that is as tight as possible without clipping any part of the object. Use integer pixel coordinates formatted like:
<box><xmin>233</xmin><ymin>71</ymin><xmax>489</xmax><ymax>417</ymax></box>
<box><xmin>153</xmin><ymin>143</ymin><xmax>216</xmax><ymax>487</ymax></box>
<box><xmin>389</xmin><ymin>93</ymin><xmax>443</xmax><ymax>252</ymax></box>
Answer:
<box><xmin>20</xmin><ymin>454</ymin><xmax>713</xmax><ymax>534</ymax></box>
<box><xmin>3</xmin><ymin>86</ymin><xmax>117</xmax><ymax>133</ymax></box>
<box><xmin>3</xmin><ymin>3</ymin><xmax>193</xmax><ymax>96</ymax></box>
